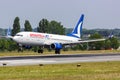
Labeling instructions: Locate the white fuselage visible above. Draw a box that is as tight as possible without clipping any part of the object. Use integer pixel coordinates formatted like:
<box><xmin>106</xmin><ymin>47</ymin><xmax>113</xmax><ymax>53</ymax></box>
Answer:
<box><xmin>13</xmin><ymin>32</ymin><xmax>80</xmax><ymax>46</ymax></box>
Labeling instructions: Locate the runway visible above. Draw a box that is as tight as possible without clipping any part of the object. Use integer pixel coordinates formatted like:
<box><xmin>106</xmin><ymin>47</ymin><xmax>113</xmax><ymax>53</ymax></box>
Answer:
<box><xmin>0</xmin><ymin>53</ymin><xmax>120</xmax><ymax>66</ymax></box>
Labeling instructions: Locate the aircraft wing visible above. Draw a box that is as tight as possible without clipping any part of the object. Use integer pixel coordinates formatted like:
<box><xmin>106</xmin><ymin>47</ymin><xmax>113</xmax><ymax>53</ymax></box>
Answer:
<box><xmin>0</xmin><ymin>36</ymin><xmax>13</xmax><ymax>40</ymax></box>
<box><xmin>63</xmin><ymin>38</ymin><xmax>105</xmax><ymax>45</ymax></box>
<box><xmin>78</xmin><ymin>38</ymin><xmax>105</xmax><ymax>43</ymax></box>
<box><xmin>0</xmin><ymin>27</ymin><xmax>13</xmax><ymax>40</ymax></box>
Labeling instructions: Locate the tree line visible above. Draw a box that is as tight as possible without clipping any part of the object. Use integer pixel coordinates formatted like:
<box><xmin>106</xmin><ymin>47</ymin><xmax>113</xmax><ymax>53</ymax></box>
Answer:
<box><xmin>12</xmin><ymin>17</ymin><xmax>65</xmax><ymax>36</ymax></box>
<box><xmin>0</xmin><ymin>17</ymin><xmax>119</xmax><ymax>52</ymax></box>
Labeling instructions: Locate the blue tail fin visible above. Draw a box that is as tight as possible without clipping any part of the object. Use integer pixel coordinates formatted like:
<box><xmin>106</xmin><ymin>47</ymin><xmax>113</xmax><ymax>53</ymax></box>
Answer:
<box><xmin>108</xmin><ymin>32</ymin><xmax>114</xmax><ymax>38</ymax></box>
<box><xmin>67</xmin><ymin>14</ymin><xmax>84</xmax><ymax>38</ymax></box>
<box><xmin>7</xmin><ymin>27</ymin><xmax>11</xmax><ymax>36</ymax></box>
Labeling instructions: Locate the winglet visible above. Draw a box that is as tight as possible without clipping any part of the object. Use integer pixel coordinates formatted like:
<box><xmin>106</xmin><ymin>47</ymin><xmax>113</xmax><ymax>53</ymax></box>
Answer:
<box><xmin>6</xmin><ymin>27</ymin><xmax>13</xmax><ymax>39</ymax></box>
<box><xmin>7</xmin><ymin>27</ymin><xmax>11</xmax><ymax>36</ymax></box>
<box><xmin>108</xmin><ymin>32</ymin><xmax>114</xmax><ymax>39</ymax></box>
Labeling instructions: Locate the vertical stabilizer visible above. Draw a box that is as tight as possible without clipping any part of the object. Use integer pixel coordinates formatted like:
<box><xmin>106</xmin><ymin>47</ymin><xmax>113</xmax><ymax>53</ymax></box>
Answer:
<box><xmin>67</xmin><ymin>14</ymin><xmax>84</xmax><ymax>38</ymax></box>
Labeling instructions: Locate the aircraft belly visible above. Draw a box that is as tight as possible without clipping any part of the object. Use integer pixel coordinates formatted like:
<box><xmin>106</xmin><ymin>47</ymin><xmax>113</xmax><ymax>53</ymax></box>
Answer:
<box><xmin>18</xmin><ymin>38</ymin><xmax>45</xmax><ymax>46</ymax></box>
<box><xmin>30</xmin><ymin>39</ymin><xmax>44</xmax><ymax>46</ymax></box>
<box><xmin>44</xmin><ymin>39</ymin><xmax>70</xmax><ymax>45</ymax></box>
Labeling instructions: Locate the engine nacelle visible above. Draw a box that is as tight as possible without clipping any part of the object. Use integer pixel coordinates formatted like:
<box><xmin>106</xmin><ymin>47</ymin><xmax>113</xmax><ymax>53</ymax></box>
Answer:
<box><xmin>51</xmin><ymin>43</ymin><xmax>62</xmax><ymax>50</ymax></box>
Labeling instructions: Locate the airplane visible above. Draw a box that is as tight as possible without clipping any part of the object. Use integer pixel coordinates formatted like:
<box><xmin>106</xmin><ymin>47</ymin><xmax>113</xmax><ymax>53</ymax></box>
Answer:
<box><xmin>7</xmin><ymin>14</ymin><xmax>105</xmax><ymax>54</ymax></box>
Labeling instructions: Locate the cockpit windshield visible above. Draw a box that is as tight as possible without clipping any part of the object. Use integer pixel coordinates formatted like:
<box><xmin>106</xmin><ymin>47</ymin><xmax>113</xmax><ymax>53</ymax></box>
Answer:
<box><xmin>15</xmin><ymin>34</ymin><xmax>23</xmax><ymax>37</ymax></box>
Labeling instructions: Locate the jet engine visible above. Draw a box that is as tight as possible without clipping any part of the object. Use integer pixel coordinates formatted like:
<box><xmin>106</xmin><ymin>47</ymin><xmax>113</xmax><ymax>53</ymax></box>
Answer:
<box><xmin>50</xmin><ymin>43</ymin><xmax>62</xmax><ymax>50</ymax></box>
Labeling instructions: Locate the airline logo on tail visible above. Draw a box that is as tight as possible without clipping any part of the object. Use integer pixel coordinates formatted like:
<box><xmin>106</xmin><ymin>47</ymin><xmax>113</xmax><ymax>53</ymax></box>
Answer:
<box><xmin>67</xmin><ymin>14</ymin><xmax>84</xmax><ymax>38</ymax></box>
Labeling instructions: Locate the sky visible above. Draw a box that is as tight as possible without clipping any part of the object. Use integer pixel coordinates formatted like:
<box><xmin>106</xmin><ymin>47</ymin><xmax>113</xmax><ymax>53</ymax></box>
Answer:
<box><xmin>0</xmin><ymin>0</ymin><xmax>120</xmax><ymax>29</ymax></box>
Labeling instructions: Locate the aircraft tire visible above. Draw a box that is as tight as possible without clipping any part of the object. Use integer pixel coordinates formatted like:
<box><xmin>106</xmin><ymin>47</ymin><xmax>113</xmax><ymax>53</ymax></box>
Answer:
<box><xmin>55</xmin><ymin>49</ymin><xmax>60</xmax><ymax>54</ymax></box>
<box><xmin>38</xmin><ymin>49</ymin><xmax>43</xmax><ymax>53</ymax></box>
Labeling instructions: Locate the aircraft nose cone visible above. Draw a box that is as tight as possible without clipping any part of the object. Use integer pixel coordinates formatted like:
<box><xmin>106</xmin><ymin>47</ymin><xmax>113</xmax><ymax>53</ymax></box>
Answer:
<box><xmin>13</xmin><ymin>36</ymin><xmax>18</xmax><ymax>42</ymax></box>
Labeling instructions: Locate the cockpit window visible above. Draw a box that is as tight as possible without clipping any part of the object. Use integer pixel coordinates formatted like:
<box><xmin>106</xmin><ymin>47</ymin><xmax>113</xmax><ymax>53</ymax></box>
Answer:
<box><xmin>16</xmin><ymin>34</ymin><xmax>23</xmax><ymax>37</ymax></box>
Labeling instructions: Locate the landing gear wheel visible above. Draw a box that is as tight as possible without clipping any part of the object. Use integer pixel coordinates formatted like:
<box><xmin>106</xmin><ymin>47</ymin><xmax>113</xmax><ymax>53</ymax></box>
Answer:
<box><xmin>38</xmin><ymin>46</ymin><xmax>44</xmax><ymax>53</ymax></box>
<box><xmin>38</xmin><ymin>49</ymin><xmax>43</xmax><ymax>53</ymax></box>
<box><xmin>55</xmin><ymin>49</ymin><xmax>60</xmax><ymax>54</ymax></box>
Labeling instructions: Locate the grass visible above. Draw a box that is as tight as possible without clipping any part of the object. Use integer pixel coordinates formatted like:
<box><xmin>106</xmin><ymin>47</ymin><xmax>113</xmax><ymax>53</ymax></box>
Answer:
<box><xmin>0</xmin><ymin>61</ymin><xmax>120</xmax><ymax>80</ymax></box>
<box><xmin>0</xmin><ymin>50</ymin><xmax>120</xmax><ymax>57</ymax></box>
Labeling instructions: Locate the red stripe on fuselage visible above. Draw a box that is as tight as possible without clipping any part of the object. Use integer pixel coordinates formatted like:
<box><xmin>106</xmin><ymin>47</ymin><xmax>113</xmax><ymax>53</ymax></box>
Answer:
<box><xmin>30</xmin><ymin>33</ymin><xmax>44</xmax><ymax>38</ymax></box>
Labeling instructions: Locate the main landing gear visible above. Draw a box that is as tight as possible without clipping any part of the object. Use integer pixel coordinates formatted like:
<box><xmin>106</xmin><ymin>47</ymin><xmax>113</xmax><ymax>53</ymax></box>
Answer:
<box><xmin>55</xmin><ymin>49</ymin><xmax>60</xmax><ymax>54</ymax></box>
<box><xmin>38</xmin><ymin>49</ymin><xmax>43</xmax><ymax>53</ymax></box>
<box><xmin>38</xmin><ymin>46</ymin><xmax>44</xmax><ymax>53</ymax></box>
